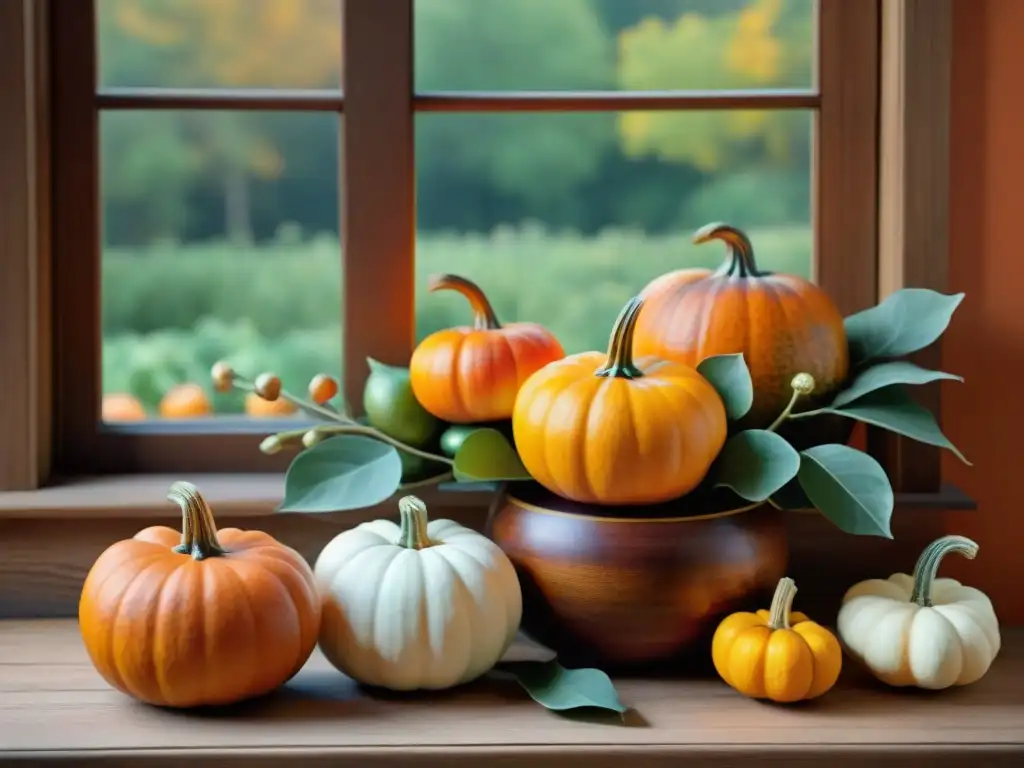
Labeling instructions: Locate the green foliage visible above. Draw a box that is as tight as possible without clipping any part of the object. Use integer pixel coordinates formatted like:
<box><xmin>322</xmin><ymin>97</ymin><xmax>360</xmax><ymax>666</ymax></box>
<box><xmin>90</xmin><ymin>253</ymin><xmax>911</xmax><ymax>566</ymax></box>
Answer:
<box><xmin>797</xmin><ymin>445</ymin><xmax>894</xmax><ymax>539</ymax></box>
<box><xmin>714</xmin><ymin>430</ymin><xmax>800</xmax><ymax>502</ymax></box>
<box><xmin>844</xmin><ymin>289</ymin><xmax>966</xmax><ymax>367</ymax></box>
<box><xmin>278</xmin><ymin>436</ymin><xmax>403</xmax><ymax>513</ymax></box>
<box><xmin>816</xmin><ymin>387</ymin><xmax>971</xmax><ymax>465</ymax></box>
<box><xmin>96</xmin><ymin>1</ymin><xmax>815</xmax><ymax>243</ymax></box>
<box><xmin>452</xmin><ymin>429</ymin><xmax>532</xmax><ymax>483</ymax></box>
<box><xmin>696</xmin><ymin>353</ymin><xmax>753</xmax><ymax>421</ymax></box>
<box><xmin>830</xmin><ymin>362</ymin><xmax>963</xmax><ymax>409</ymax></box>
<box><xmin>504</xmin><ymin>661</ymin><xmax>627</xmax><ymax>715</ymax></box>
<box><xmin>101</xmin><ymin>226</ymin><xmax>812</xmax><ymax>412</ymax></box>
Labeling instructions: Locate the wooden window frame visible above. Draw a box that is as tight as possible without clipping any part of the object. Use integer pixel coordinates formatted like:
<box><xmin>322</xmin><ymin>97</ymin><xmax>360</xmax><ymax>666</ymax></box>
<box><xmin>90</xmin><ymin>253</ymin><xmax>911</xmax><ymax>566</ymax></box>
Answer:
<box><xmin>0</xmin><ymin>0</ymin><xmax>952</xmax><ymax>495</ymax></box>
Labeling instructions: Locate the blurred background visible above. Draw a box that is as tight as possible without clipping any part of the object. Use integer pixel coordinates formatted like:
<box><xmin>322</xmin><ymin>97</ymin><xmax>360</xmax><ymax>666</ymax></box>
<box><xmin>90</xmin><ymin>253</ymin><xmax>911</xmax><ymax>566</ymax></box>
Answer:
<box><xmin>97</xmin><ymin>0</ymin><xmax>815</xmax><ymax>417</ymax></box>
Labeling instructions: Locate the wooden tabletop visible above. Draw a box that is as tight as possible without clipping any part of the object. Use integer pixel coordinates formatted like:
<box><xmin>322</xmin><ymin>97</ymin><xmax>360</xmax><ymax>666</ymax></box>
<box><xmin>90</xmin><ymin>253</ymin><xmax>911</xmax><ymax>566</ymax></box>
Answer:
<box><xmin>2</xmin><ymin>620</ymin><xmax>1022</xmax><ymax>767</ymax></box>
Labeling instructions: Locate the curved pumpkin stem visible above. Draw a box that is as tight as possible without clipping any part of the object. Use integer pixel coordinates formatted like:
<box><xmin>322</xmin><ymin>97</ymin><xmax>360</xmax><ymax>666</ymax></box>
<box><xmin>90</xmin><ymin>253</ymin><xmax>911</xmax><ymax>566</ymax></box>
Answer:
<box><xmin>397</xmin><ymin>495</ymin><xmax>434</xmax><ymax>550</ymax></box>
<box><xmin>693</xmin><ymin>222</ymin><xmax>762</xmax><ymax>278</ymax></box>
<box><xmin>910</xmin><ymin>534</ymin><xmax>979</xmax><ymax>607</ymax></box>
<box><xmin>428</xmin><ymin>274</ymin><xmax>502</xmax><ymax>330</ymax></box>
<box><xmin>168</xmin><ymin>481</ymin><xmax>226</xmax><ymax>560</ymax></box>
<box><xmin>767</xmin><ymin>577</ymin><xmax>798</xmax><ymax>630</ymax></box>
<box><xmin>595</xmin><ymin>296</ymin><xmax>645</xmax><ymax>380</ymax></box>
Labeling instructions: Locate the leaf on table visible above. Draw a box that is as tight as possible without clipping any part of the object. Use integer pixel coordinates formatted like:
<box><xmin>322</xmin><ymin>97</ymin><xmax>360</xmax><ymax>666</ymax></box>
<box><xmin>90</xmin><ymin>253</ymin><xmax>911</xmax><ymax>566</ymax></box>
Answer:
<box><xmin>453</xmin><ymin>428</ymin><xmax>532</xmax><ymax>482</ymax></box>
<box><xmin>697</xmin><ymin>353</ymin><xmax>753</xmax><ymax>421</ymax></box>
<box><xmin>844</xmin><ymin>289</ymin><xmax>964</xmax><ymax>366</ymax></box>
<box><xmin>797</xmin><ymin>444</ymin><xmax>894</xmax><ymax>538</ymax></box>
<box><xmin>505</xmin><ymin>660</ymin><xmax>627</xmax><ymax>714</ymax></box>
<box><xmin>824</xmin><ymin>385</ymin><xmax>970</xmax><ymax>464</ymax></box>
<box><xmin>713</xmin><ymin>429</ymin><xmax>801</xmax><ymax>502</ymax></box>
<box><xmin>830</xmin><ymin>360</ymin><xmax>963</xmax><ymax>408</ymax></box>
<box><xmin>278</xmin><ymin>435</ymin><xmax>403</xmax><ymax>512</ymax></box>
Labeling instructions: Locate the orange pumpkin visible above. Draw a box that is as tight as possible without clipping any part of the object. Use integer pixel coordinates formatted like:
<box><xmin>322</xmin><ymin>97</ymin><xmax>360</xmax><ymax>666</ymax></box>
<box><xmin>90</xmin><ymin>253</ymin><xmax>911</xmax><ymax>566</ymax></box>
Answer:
<box><xmin>158</xmin><ymin>382</ymin><xmax>212</xmax><ymax>419</ymax></box>
<box><xmin>410</xmin><ymin>274</ymin><xmax>565</xmax><ymax>423</ymax></box>
<box><xmin>78</xmin><ymin>481</ymin><xmax>320</xmax><ymax>708</ymax></box>
<box><xmin>513</xmin><ymin>296</ymin><xmax>727</xmax><ymax>506</ymax></box>
<box><xmin>632</xmin><ymin>223</ymin><xmax>849</xmax><ymax>429</ymax></box>
<box><xmin>101</xmin><ymin>393</ymin><xmax>146</xmax><ymax>421</ymax></box>
<box><xmin>244</xmin><ymin>391</ymin><xmax>299</xmax><ymax>417</ymax></box>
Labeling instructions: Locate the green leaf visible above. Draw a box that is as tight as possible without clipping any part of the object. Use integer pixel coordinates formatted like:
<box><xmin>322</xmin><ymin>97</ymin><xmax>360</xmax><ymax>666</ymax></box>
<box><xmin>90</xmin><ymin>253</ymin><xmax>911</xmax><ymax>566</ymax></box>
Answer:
<box><xmin>831</xmin><ymin>361</ymin><xmax>962</xmax><ymax>408</ymax></box>
<box><xmin>714</xmin><ymin>429</ymin><xmax>800</xmax><ymax>502</ymax></box>
<box><xmin>279</xmin><ymin>435</ymin><xmax>403</xmax><ymax>513</ymax></box>
<box><xmin>797</xmin><ymin>444</ymin><xmax>894</xmax><ymax>538</ymax></box>
<box><xmin>825</xmin><ymin>385</ymin><xmax>970</xmax><ymax>464</ymax></box>
<box><xmin>844</xmin><ymin>289</ymin><xmax>964</xmax><ymax>365</ymax></box>
<box><xmin>505</xmin><ymin>660</ymin><xmax>627</xmax><ymax>714</ymax></box>
<box><xmin>453</xmin><ymin>428</ymin><xmax>532</xmax><ymax>482</ymax></box>
<box><xmin>697</xmin><ymin>353</ymin><xmax>753</xmax><ymax>421</ymax></box>
<box><xmin>769</xmin><ymin>479</ymin><xmax>814</xmax><ymax>511</ymax></box>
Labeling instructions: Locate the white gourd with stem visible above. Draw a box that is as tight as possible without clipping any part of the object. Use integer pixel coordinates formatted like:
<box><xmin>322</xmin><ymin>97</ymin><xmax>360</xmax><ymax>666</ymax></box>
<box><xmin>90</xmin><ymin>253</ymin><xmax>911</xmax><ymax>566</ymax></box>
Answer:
<box><xmin>314</xmin><ymin>495</ymin><xmax>522</xmax><ymax>691</ymax></box>
<box><xmin>837</xmin><ymin>534</ymin><xmax>1000</xmax><ymax>690</ymax></box>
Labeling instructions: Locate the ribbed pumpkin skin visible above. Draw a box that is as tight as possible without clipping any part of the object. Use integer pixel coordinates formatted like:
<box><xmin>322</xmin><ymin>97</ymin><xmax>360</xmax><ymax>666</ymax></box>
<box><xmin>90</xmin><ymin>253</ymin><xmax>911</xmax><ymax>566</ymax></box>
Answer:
<box><xmin>410</xmin><ymin>274</ymin><xmax>565</xmax><ymax>423</ymax></box>
<box><xmin>79</xmin><ymin>485</ymin><xmax>321</xmax><ymax>708</ymax></box>
<box><xmin>632</xmin><ymin>224</ymin><xmax>848</xmax><ymax>429</ymax></box>
<box><xmin>513</xmin><ymin>297</ymin><xmax>727</xmax><ymax>506</ymax></box>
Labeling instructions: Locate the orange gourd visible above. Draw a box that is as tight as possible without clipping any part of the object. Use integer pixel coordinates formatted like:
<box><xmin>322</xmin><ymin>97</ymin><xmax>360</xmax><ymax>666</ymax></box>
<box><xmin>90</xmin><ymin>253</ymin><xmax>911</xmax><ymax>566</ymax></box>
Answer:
<box><xmin>245</xmin><ymin>391</ymin><xmax>299</xmax><ymax>417</ymax></box>
<box><xmin>712</xmin><ymin>576</ymin><xmax>842</xmax><ymax>703</ymax></box>
<box><xmin>102</xmin><ymin>393</ymin><xmax>146</xmax><ymax>421</ymax></box>
<box><xmin>512</xmin><ymin>296</ymin><xmax>727</xmax><ymax>506</ymax></box>
<box><xmin>632</xmin><ymin>223</ymin><xmax>849</xmax><ymax>429</ymax></box>
<box><xmin>159</xmin><ymin>382</ymin><xmax>212</xmax><ymax>418</ymax></box>
<box><xmin>410</xmin><ymin>274</ymin><xmax>565</xmax><ymax>423</ymax></box>
<box><xmin>78</xmin><ymin>481</ymin><xmax>320</xmax><ymax>708</ymax></box>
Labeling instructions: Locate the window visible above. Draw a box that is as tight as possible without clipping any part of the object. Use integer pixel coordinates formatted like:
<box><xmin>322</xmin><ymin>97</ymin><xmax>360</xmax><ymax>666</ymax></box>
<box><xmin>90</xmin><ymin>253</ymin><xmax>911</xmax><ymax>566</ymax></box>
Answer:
<box><xmin>3</xmin><ymin>0</ymin><xmax>952</xmax><ymax>494</ymax></box>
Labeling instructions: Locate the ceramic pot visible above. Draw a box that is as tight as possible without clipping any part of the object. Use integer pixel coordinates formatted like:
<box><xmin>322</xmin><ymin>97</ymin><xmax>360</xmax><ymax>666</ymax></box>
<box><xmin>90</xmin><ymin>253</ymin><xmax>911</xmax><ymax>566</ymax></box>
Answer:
<box><xmin>487</xmin><ymin>483</ymin><xmax>788</xmax><ymax>669</ymax></box>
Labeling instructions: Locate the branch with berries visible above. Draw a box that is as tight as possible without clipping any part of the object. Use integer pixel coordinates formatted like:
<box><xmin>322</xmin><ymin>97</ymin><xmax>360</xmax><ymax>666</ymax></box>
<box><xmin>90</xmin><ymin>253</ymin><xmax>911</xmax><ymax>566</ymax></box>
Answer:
<box><xmin>211</xmin><ymin>361</ymin><xmax>456</xmax><ymax>490</ymax></box>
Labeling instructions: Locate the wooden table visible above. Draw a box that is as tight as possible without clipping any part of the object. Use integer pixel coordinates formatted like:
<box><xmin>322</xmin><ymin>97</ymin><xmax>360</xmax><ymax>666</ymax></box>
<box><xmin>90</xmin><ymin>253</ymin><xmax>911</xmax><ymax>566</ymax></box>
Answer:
<box><xmin>2</xmin><ymin>620</ymin><xmax>1022</xmax><ymax>766</ymax></box>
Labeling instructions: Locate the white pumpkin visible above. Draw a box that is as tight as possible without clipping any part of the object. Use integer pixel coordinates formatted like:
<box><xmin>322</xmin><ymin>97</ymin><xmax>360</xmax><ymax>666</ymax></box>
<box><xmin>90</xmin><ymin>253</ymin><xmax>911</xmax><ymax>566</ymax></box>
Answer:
<box><xmin>314</xmin><ymin>494</ymin><xmax>522</xmax><ymax>691</ymax></box>
<box><xmin>837</xmin><ymin>534</ymin><xmax>1000</xmax><ymax>690</ymax></box>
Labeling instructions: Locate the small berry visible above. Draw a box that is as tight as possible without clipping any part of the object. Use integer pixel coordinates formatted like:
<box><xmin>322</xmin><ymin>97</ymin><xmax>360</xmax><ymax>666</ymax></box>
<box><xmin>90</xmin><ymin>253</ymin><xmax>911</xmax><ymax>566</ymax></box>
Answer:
<box><xmin>302</xmin><ymin>429</ymin><xmax>323</xmax><ymax>448</ymax></box>
<box><xmin>254</xmin><ymin>373</ymin><xmax>282</xmax><ymax>401</ymax></box>
<box><xmin>791</xmin><ymin>373</ymin><xmax>816</xmax><ymax>396</ymax></box>
<box><xmin>308</xmin><ymin>373</ymin><xmax>339</xmax><ymax>405</ymax></box>
<box><xmin>211</xmin><ymin>361</ymin><xmax>235</xmax><ymax>393</ymax></box>
<box><xmin>259</xmin><ymin>435</ymin><xmax>283</xmax><ymax>454</ymax></box>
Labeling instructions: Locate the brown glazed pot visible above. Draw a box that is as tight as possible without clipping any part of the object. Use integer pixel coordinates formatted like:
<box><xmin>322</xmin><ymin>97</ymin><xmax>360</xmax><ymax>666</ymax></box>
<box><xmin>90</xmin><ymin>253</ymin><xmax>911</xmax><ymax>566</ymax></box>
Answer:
<box><xmin>487</xmin><ymin>483</ymin><xmax>788</xmax><ymax>670</ymax></box>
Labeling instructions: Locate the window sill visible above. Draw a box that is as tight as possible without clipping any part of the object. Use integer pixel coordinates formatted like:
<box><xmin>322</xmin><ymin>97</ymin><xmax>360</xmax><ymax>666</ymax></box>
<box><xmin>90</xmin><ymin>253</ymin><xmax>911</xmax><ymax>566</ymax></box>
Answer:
<box><xmin>1</xmin><ymin>619</ymin><xmax>1020</xmax><ymax>766</ymax></box>
<box><xmin>0</xmin><ymin>474</ymin><xmax>976</xmax><ymax>520</ymax></box>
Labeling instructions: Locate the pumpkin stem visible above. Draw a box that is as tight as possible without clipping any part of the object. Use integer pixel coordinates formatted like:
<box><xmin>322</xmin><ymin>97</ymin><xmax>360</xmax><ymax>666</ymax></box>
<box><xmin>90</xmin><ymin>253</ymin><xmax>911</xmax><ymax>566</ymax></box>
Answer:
<box><xmin>397</xmin><ymin>495</ymin><xmax>434</xmax><ymax>550</ymax></box>
<box><xmin>167</xmin><ymin>481</ymin><xmax>226</xmax><ymax>560</ymax></box>
<box><xmin>693</xmin><ymin>222</ymin><xmax>763</xmax><ymax>278</ymax></box>
<box><xmin>766</xmin><ymin>373</ymin><xmax>817</xmax><ymax>432</ymax></box>
<box><xmin>428</xmin><ymin>274</ymin><xmax>502</xmax><ymax>331</ymax></box>
<box><xmin>767</xmin><ymin>576</ymin><xmax>798</xmax><ymax>630</ymax></box>
<box><xmin>595</xmin><ymin>296</ymin><xmax>646</xmax><ymax>379</ymax></box>
<box><xmin>910</xmin><ymin>534</ymin><xmax>979</xmax><ymax>607</ymax></box>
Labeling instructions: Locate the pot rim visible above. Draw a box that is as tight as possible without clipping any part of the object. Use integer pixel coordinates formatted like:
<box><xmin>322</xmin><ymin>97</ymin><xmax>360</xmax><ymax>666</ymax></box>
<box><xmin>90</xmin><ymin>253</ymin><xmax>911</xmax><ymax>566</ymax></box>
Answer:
<box><xmin>504</xmin><ymin>492</ymin><xmax>772</xmax><ymax>524</ymax></box>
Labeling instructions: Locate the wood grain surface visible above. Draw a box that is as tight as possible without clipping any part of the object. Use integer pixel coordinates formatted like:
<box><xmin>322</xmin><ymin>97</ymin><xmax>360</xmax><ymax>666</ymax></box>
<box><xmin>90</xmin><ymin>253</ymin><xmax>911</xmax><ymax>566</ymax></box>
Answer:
<box><xmin>0</xmin><ymin>620</ymin><xmax>1021</xmax><ymax>766</ymax></box>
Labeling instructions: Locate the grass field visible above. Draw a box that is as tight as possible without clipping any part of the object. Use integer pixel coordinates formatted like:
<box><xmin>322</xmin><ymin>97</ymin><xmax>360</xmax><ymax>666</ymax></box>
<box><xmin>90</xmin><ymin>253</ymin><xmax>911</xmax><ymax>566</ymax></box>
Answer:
<box><xmin>101</xmin><ymin>225</ymin><xmax>812</xmax><ymax>413</ymax></box>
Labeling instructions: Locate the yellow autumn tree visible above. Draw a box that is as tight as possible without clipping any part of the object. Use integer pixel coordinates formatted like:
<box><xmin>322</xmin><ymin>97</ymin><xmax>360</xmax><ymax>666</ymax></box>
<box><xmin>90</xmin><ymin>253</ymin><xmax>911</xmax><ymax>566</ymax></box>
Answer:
<box><xmin>98</xmin><ymin>0</ymin><xmax>341</xmax><ymax>242</ymax></box>
<box><xmin>617</xmin><ymin>0</ymin><xmax>814</xmax><ymax>173</ymax></box>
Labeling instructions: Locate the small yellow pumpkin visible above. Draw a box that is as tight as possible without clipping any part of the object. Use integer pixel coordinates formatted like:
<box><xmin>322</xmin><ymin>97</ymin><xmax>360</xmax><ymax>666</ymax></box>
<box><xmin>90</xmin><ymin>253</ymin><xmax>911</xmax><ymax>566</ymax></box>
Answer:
<box><xmin>712</xmin><ymin>576</ymin><xmax>842</xmax><ymax>703</ymax></box>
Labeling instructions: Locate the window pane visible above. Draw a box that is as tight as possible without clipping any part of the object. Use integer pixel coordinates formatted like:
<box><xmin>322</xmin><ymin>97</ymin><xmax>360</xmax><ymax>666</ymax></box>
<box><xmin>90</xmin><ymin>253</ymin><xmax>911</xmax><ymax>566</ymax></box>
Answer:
<box><xmin>97</xmin><ymin>0</ymin><xmax>342</xmax><ymax>90</ymax></box>
<box><xmin>415</xmin><ymin>110</ymin><xmax>812</xmax><ymax>355</ymax></box>
<box><xmin>100</xmin><ymin>110</ymin><xmax>342</xmax><ymax>422</ymax></box>
<box><xmin>414</xmin><ymin>0</ymin><xmax>815</xmax><ymax>93</ymax></box>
